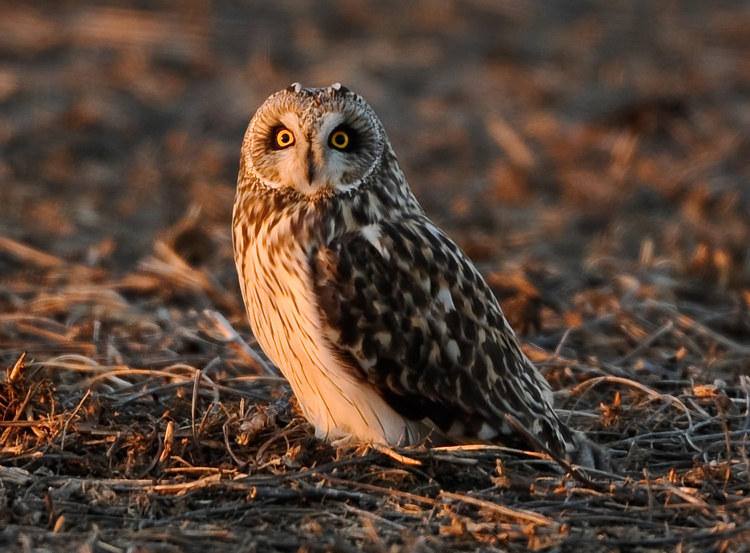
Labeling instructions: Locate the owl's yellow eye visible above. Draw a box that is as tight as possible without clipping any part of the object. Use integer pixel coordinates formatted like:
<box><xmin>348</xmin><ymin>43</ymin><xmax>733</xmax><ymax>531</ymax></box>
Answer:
<box><xmin>330</xmin><ymin>130</ymin><xmax>349</xmax><ymax>149</ymax></box>
<box><xmin>275</xmin><ymin>128</ymin><xmax>295</xmax><ymax>148</ymax></box>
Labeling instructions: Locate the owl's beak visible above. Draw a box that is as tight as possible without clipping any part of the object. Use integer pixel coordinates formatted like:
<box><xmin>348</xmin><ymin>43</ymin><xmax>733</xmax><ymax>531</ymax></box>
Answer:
<box><xmin>306</xmin><ymin>147</ymin><xmax>316</xmax><ymax>185</ymax></box>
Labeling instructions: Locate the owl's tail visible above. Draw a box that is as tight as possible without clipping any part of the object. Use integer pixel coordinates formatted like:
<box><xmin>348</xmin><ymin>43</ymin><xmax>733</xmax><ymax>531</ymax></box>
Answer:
<box><xmin>505</xmin><ymin>411</ymin><xmax>612</xmax><ymax>472</ymax></box>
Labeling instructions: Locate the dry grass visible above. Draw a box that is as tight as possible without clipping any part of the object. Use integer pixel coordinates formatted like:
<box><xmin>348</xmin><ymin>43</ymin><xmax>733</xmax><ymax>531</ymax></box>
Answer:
<box><xmin>2</xmin><ymin>1</ymin><xmax>750</xmax><ymax>551</ymax></box>
<box><xmin>2</xmin><ymin>219</ymin><xmax>750</xmax><ymax>552</ymax></box>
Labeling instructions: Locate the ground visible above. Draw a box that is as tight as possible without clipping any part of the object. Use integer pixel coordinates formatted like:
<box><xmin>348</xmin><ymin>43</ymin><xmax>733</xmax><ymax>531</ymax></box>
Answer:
<box><xmin>1</xmin><ymin>1</ymin><xmax>750</xmax><ymax>552</ymax></box>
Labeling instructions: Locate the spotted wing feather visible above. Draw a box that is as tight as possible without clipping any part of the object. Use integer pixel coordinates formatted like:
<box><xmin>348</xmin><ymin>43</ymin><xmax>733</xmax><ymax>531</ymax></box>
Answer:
<box><xmin>311</xmin><ymin>214</ymin><xmax>576</xmax><ymax>457</ymax></box>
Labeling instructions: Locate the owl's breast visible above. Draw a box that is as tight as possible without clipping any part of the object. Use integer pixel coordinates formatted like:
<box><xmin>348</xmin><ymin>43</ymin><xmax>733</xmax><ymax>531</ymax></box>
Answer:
<box><xmin>233</xmin><ymin>214</ymin><xmax>420</xmax><ymax>446</ymax></box>
<box><xmin>234</xmin><ymin>215</ymin><xmax>314</xmax><ymax>377</ymax></box>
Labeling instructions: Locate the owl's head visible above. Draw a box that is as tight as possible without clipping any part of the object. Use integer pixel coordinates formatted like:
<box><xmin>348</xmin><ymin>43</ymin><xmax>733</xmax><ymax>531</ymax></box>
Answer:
<box><xmin>241</xmin><ymin>83</ymin><xmax>386</xmax><ymax>198</ymax></box>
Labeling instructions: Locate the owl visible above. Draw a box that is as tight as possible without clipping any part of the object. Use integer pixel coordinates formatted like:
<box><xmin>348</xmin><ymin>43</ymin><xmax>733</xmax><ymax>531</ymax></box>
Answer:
<box><xmin>233</xmin><ymin>83</ymin><xmax>607</xmax><ymax>469</ymax></box>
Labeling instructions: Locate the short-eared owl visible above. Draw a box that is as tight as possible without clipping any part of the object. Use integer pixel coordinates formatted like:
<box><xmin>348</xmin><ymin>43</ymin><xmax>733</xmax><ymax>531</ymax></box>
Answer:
<box><xmin>233</xmin><ymin>83</ymin><xmax>606</xmax><ymax>469</ymax></box>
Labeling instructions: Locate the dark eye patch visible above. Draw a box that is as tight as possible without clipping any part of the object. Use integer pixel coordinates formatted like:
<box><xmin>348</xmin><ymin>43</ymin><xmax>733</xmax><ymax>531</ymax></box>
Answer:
<box><xmin>267</xmin><ymin>125</ymin><xmax>294</xmax><ymax>151</ymax></box>
<box><xmin>328</xmin><ymin>124</ymin><xmax>360</xmax><ymax>152</ymax></box>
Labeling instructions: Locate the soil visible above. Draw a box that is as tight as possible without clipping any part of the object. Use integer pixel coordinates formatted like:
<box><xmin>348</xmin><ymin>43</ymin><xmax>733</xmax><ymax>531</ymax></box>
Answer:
<box><xmin>2</xmin><ymin>1</ymin><xmax>750</xmax><ymax>551</ymax></box>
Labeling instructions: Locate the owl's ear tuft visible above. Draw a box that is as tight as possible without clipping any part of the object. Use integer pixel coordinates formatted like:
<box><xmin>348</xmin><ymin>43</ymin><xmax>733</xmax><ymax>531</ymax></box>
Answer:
<box><xmin>331</xmin><ymin>83</ymin><xmax>351</xmax><ymax>94</ymax></box>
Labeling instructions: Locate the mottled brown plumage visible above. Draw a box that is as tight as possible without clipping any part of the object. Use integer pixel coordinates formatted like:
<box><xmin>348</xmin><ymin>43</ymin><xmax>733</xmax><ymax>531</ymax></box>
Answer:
<box><xmin>233</xmin><ymin>83</ymin><xmax>608</xmax><ymax>469</ymax></box>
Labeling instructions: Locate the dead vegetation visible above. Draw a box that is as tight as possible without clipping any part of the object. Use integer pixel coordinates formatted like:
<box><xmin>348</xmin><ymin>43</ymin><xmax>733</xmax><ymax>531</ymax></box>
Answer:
<box><xmin>2</xmin><ymin>1</ymin><xmax>750</xmax><ymax>551</ymax></box>
<box><xmin>2</xmin><ymin>231</ymin><xmax>750</xmax><ymax>552</ymax></box>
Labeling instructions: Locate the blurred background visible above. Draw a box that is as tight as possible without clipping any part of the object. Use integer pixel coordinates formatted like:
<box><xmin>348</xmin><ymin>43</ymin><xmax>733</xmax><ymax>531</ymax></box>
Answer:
<box><xmin>1</xmin><ymin>0</ymin><xmax>749</xmax><ymax>297</ymax></box>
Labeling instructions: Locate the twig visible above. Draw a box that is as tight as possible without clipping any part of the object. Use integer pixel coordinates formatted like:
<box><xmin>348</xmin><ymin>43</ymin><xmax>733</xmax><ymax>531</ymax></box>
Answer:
<box><xmin>553</xmin><ymin>327</ymin><xmax>574</xmax><ymax>358</ymax></box>
<box><xmin>8</xmin><ymin>351</ymin><xmax>28</xmax><ymax>382</ymax></box>
<box><xmin>319</xmin><ymin>474</ymin><xmax>440</xmax><ymax>507</ymax></box>
<box><xmin>192</xmin><ymin>367</ymin><xmax>201</xmax><ymax>438</ymax></box>
<box><xmin>373</xmin><ymin>443</ymin><xmax>421</xmax><ymax>466</ymax></box>
<box><xmin>223</xmin><ymin>417</ymin><xmax>247</xmax><ymax>468</ymax></box>
<box><xmin>0</xmin><ymin>235</ymin><xmax>66</xmax><ymax>269</ymax></box>
<box><xmin>343</xmin><ymin>504</ymin><xmax>407</xmax><ymax>531</ymax></box>
<box><xmin>158</xmin><ymin>420</ymin><xmax>175</xmax><ymax>463</ymax></box>
<box><xmin>643</xmin><ymin>468</ymin><xmax>654</xmax><ymax>522</ymax></box>
<box><xmin>651</xmin><ymin>300</ymin><xmax>750</xmax><ymax>355</ymax></box>
<box><xmin>439</xmin><ymin>490</ymin><xmax>555</xmax><ymax>526</ymax></box>
<box><xmin>204</xmin><ymin>310</ymin><xmax>275</xmax><ymax>376</ymax></box>
<box><xmin>614</xmin><ymin>321</ymin><xmax>674</xmax><ymax>366</ymax></box>
<box><xmin>60</xmin><ymin>389</ymin><xmax>92</xmax><ymax>450</ymax></box>
<box><xmin>567</xmin><ymin>375</ymin><xmax>698</xmax><ymax>450</ymax></box>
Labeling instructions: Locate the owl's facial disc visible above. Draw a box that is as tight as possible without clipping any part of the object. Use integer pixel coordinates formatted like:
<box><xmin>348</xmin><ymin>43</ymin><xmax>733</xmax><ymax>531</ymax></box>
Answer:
<box><xmin>246</xmin><ymin>85</ymin><xmax>384</xmax><ymax>197</ymax></box>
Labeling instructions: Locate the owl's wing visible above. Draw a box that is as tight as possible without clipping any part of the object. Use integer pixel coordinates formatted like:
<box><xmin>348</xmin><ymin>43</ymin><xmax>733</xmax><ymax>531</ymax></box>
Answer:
<box><xmin>310</xmin><ymin>215</ymin><xmax>575</xmax><ymax>456</ymax></box>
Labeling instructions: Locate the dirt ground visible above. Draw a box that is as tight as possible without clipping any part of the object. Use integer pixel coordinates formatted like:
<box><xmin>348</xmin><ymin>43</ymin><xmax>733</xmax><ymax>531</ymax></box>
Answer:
<box><xmin>2</xmin><ymin>1</ymin><xmax>750</xmax><ymax>551</ymax></box>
